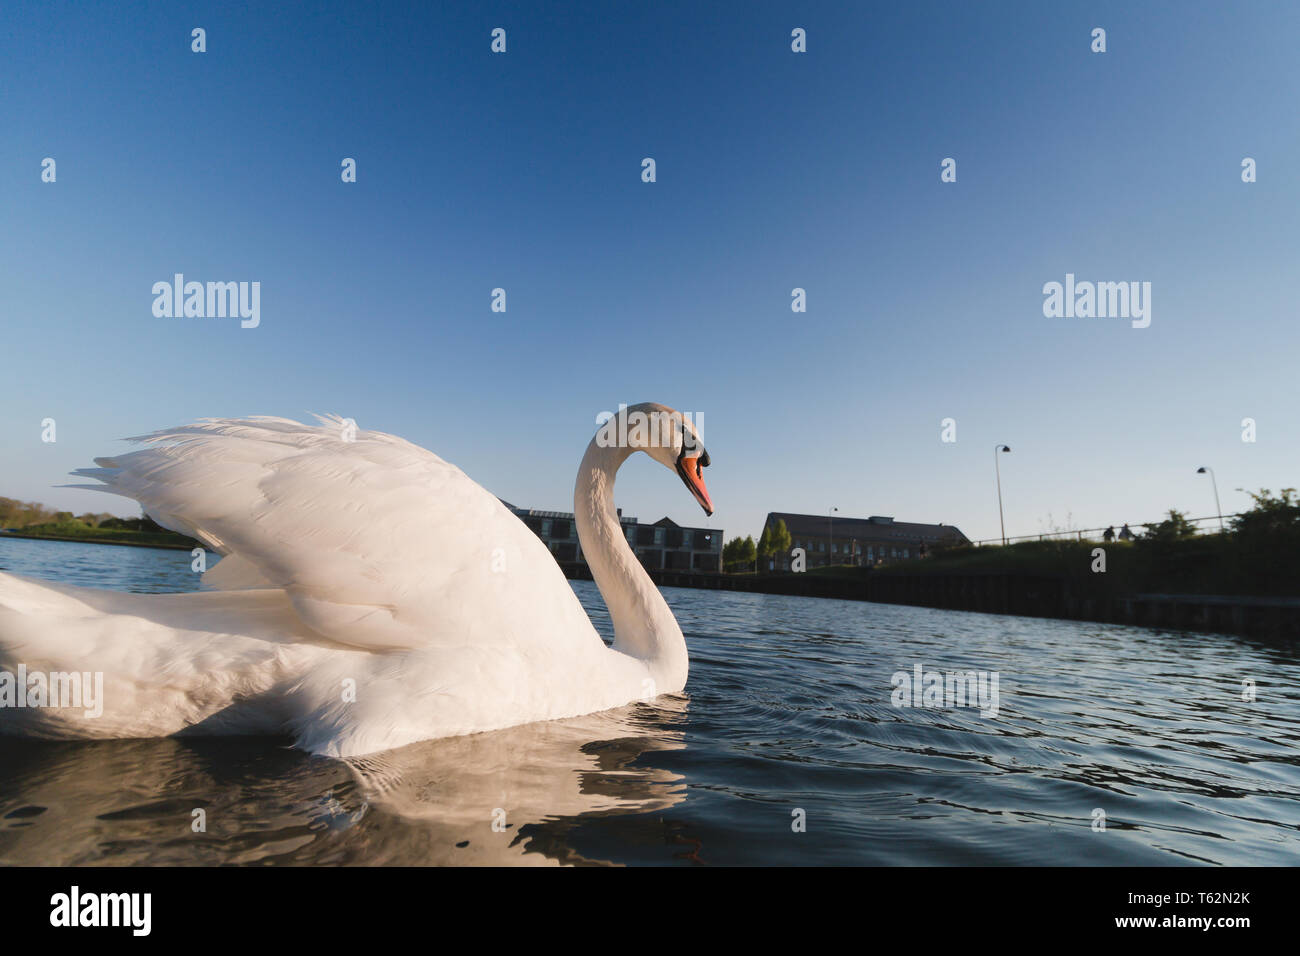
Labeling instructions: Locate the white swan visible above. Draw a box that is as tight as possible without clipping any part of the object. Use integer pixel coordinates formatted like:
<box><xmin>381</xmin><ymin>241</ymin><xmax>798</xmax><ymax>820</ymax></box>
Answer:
<box><xmin>0</xmin><ymin>403</ymin><xmax>713</xmax><ymax>757</ymax></box>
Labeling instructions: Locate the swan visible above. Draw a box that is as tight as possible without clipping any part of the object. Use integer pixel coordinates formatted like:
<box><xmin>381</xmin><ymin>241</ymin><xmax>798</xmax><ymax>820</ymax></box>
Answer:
<box><xmin>0</xmin><ymin>403</ymin><xmax>713</xmax><ymax>757</ymax></box>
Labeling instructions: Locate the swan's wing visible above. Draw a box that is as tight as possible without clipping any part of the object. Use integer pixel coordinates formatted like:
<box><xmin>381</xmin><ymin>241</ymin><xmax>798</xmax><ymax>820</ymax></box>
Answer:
<box><xmin>68</xmin><ymin>415</ymin><xmax>595</xmax><ymax>652</ymax></box>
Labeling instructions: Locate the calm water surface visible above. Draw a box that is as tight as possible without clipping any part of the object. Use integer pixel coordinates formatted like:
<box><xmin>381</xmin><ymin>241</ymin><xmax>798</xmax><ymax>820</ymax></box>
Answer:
<box><xmin>1</xmin><ymin>535</ymin><xmax>1297</xmax><ymax>865</ymax></box>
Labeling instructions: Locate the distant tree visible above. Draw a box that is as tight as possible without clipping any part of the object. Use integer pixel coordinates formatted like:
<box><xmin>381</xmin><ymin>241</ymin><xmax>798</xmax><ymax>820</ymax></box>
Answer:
<box><xmin>1227</xmin><ymin>488</ymin><xmax>1300</xmax><ymax>594</ymax></box>
<box><xmin>722</xmin><ymin>534</ymin><xmax>758</xmax><ymax>573</ymax></box>
<box><xmin>757</xmin><ymin>526</ymin><xmax>773</xmax><ymax>570</ymax></box>
<box><xmin>0</xmin><ymin>498</ymin><xmax>58</xmax><ymax>528</ymax></box>
<box><xmin>1231</xmin><ymin>488</ymin><xmax>1300</xmax><ymax>538</ymax></box>
<box><xmin>1141</xmin><ymin>509</ymin><xmax>1199</xmax><ymax>543</ymax></box>
<box><xmin>770</xmin><ymin>519</ymin><xmax>792</xmax><ymax>569</ymax></box>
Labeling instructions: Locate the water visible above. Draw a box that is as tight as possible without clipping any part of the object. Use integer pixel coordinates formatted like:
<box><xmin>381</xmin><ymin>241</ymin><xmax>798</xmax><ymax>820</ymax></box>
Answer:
<box><xmin>1</xmin><ymin>535</ymin><xmax>1297</xmax><ymax>865</ymax></box>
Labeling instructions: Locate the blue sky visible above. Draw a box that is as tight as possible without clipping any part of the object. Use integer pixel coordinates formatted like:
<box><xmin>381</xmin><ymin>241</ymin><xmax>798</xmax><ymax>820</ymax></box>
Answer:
<box><xmin>2</xmin><ymin>0</ymin><xmax>1297</xmax><ymax>543</ymax></box>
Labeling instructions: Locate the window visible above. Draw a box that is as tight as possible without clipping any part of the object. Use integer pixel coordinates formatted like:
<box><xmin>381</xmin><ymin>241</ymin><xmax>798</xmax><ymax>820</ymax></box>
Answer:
<box><xmin>654</xmin><ymin>527</ymin><xmax>665</xmax><ymax>545</ymax></box>
<box><xmin>818</xmin><ymin>541</ymin><xmax>825</xmax><ymax>552</ymax></box>
<box><xmin>541</xmin><ymin>520</ymin><xmax>551</xmax><ymax>537</ymax></box>
<box><xmin>832</xmin><ymin>543</ymin><xmax>838</xmax><ymax>554</ymax></box>
<box><xmin>904</xmin><ymin>548</ymin><xmax>910</xmax><ymax>559</ymax></box>
<box><xmin>683</xmin><ymin>530</ymin><xmax>693</xmax><ymax>548</ymax></box>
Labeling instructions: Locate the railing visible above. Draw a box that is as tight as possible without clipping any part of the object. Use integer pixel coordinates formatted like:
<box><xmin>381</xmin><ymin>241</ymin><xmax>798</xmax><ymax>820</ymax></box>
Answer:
<box><xmin>970</xmin><ymin>513</ymin><xmax>1243</xmax><ymax>548</ymax></box>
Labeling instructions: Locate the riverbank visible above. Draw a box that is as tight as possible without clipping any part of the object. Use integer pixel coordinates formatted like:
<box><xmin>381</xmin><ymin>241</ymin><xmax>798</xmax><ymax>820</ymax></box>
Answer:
<box><xmin>559</xmin><ymin>562</ymin><xmax>1300</xmax><ymax>641</ymax></box>
<box><xmin>3</xmin><ymin>532</ymin><xmax>1293</xmax><ymax>640</ymax></box>
<box><xmin>0</xmin><ymin>530</ymin><xmax>196</xmax><ymax>550</ymax></box>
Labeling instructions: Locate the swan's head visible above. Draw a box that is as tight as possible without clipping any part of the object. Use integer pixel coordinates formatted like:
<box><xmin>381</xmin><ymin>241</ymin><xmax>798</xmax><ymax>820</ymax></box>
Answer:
<box><xmin>595</xmin><ymin>402</ymin><xmax>713</xmax><ymax>516</ymax></box>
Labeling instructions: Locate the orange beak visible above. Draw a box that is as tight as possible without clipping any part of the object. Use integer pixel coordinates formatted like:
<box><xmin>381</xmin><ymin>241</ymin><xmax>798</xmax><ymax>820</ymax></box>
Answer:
<box><xmin>675</xmin><ymin>451</ymin><xmax>713</xmax><ymax>516</ymax></box>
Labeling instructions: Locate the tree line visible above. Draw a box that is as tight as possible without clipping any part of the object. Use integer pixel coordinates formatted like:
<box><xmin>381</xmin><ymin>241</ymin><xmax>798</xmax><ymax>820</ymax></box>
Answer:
<box><xmin>0</xmin><ymin>497</ymin><xmax>158</xmax><ymax>532</ymax></box>
<box><xmin>722</xmin><ymin>519</ymin><xmax>791</xmax><ymax>572</ymax></box>
<box><xmin>1109</xmin><ymin>489</ymin><xmax>1299</xmax><ymax>545</ymax></box>
<box><xmin>717</xmin><ymin>489</ymin><xmax>1300</xmax><ymax>576</ymax></box>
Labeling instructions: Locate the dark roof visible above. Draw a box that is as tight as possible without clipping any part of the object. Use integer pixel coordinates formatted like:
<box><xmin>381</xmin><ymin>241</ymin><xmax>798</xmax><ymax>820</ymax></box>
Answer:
<box><xmin>501</xmin><ymin>499</ymin><xmax>628</xmax><ymax>521</ymax></box>
<box><xmin>765</xmin><ymin>511</ymin><xmax>969</xmax><ymax>544</ymax></box>
<box><xmin>654</xmin><ymin>516</ymin><xmax>716</xmax><ymax>534</ymax></box>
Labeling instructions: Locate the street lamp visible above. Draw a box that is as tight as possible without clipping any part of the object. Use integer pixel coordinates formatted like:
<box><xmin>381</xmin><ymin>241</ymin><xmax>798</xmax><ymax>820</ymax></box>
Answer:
<box><xmin>994</xmin><ymin>444</ymin><xmax>1011</xmax><ymax>546</ymax></box>
<box><xmin>828</xmin><ymin>506</ymin><xmax>838</xmax><ymax>566</ymax></box>
<box><xmin>1197</xmin><ymin>467</ymin><xmax>1224</xmax><ymax>532</ymax></box>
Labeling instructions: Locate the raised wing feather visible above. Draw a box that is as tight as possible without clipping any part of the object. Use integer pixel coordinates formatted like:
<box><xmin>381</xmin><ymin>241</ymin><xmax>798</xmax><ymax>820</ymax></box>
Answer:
<box><xmin>68</xmin><ymin>416</ymin><xmax>597</xmax><ymax>653</ymax></box>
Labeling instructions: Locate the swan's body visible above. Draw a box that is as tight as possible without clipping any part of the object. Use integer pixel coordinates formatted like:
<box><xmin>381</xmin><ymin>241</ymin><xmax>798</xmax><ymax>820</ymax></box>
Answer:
<box><xmin>0</xmin><ymin>405</ymin><xmax>713</xmax><ymax>757</ymax></box>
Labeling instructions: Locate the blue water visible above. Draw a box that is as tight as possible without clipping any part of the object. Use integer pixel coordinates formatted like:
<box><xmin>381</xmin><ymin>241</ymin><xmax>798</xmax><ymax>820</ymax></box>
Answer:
<box><xmin>1</xmin><ymin>535</ymin><xmax>1297</xmax><ymax>865</ymax></box>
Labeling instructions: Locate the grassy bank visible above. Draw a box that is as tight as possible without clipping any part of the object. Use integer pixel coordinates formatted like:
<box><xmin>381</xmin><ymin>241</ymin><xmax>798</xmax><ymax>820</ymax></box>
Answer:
<box><xmin>2</xmin><ymin>521</ymin><xmax>198</xmax><ymax>550</ymax></box>
<box><xmin>788</xmin><ymin>490</ymin><xmax>1300</xmax><ymax>600</ymax></box>
<box><xmin>870</xmin><ymin>535</ymin><xmax>1298</xmax><ymax>599</ymax></box>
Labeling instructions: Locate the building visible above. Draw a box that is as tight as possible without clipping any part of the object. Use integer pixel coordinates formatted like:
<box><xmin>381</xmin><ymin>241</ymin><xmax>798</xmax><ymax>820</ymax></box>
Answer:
<box><xmin>502</xmin><ymin>501</ymin><xmax>723</xmax><ymax>572</ymax></box>
<box><xmin>762</xmin><ymin>512</ymin><xmax>969</xmax><ymax>569</ymax></box>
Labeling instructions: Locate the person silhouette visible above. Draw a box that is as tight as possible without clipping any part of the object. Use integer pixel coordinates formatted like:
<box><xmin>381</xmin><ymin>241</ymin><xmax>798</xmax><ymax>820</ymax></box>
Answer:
<box><xmin>1118</xmin><ymin>523</ymin><xmax>1134</xmax><ymax>541</ymax></box>
<box><xmin>1103</xmin><ymin>526</ymin><xmax>1115</xmax><ymax>542</ymax></box>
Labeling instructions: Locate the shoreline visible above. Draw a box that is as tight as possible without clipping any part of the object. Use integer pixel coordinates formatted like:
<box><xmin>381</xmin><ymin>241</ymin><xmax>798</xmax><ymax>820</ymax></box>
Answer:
<box><xmin>2</xmin><ymin>535</ymin><xmax>1294</xmax><ymax>640</ymax></box>
<box><xmin>562</xmin><ymin>563</ymin><xmax>1300</xmax><ymax>642</ymax></box>
<box><xmin>0</xmin><ymin>532</ymin><xmax>195</xmax><ymax>551</ymax></box>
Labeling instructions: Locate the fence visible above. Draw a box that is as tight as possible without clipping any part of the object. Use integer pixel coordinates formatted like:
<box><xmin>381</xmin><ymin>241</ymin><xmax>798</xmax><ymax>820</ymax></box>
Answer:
<box><xmin>970</xmin><ymin>513</ymin><xmax>1243</xmax><ymax>548</ymax></box>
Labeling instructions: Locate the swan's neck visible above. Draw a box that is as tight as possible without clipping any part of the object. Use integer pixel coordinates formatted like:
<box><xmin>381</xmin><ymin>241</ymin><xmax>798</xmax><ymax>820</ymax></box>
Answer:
<box><xmin>574</xmin><ymin>439</ymin><xmax>688</xmax><ymax>692</ymax></box>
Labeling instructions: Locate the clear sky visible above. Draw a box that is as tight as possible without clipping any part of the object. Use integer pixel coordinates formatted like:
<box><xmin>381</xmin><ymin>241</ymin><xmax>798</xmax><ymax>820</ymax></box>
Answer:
<box><xmin>2</xmin><ymin>1</ymin><xmax>1297</xmax><ymax>544</ymax></box>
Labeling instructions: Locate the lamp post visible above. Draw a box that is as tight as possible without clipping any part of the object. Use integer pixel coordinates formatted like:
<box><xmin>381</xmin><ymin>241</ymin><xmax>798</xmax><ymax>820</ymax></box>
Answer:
<box><xmin>1197</xmin><ymin>466</ymin><xmax>1224</xmax><ymax>532</ymax></box>
<box><xmin>828</xmin><ymin>506</ymin><xmax>838</xmax><ymax>567</ymax></box>
<box><xmin>994</xmin><ymin>444</ymin><xmax>1011</xmax><ymax>546</ymax></box>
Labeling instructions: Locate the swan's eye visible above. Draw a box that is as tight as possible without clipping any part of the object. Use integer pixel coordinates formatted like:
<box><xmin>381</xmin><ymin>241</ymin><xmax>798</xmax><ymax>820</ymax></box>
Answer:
<box><xmin>676</xmin><ymin>441</ymin><xmax>709</xmax><ymax>473</ymax></box>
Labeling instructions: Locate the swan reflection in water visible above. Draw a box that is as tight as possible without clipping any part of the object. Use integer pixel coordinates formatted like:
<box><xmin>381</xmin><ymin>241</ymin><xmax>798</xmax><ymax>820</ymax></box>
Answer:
<box><xmin>0</xmin><ymin>696</ymin><xmax>689</xmax><ymax>866</ymax></box>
